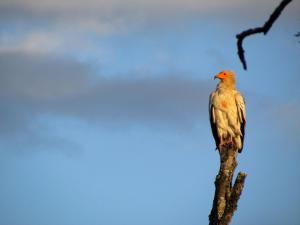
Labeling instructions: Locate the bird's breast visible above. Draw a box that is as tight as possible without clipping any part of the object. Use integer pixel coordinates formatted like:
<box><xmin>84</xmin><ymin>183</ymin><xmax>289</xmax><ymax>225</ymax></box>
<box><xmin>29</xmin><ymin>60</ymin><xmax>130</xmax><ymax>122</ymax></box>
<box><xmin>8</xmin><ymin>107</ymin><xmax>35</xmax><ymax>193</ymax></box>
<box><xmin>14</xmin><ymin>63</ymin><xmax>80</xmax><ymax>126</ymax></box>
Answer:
<box><xmin>220</xmin><ymin>100</ymin><xmax>228</xmax><ymax>109</ymax></box>
<box><xmin>214</xmin><ymin>91</ymin><xmax>236</xmax><ymax>112</ymax></box>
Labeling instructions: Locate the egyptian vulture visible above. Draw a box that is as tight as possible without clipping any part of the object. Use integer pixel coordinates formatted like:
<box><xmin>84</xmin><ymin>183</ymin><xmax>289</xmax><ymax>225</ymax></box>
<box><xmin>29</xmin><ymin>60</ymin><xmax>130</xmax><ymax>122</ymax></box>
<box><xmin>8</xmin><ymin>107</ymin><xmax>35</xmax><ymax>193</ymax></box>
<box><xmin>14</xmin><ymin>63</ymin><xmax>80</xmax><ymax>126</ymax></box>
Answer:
<box><xmin>209</xmin><ymin>71</ymin><xmax>246</xmax><ymax>153</ymax></box>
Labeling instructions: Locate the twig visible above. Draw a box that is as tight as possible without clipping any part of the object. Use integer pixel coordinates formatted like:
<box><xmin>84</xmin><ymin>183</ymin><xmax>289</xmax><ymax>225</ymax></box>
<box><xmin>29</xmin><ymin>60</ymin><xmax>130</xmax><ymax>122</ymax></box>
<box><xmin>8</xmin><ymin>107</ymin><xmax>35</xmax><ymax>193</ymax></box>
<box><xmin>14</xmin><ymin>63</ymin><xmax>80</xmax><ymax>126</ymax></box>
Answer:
<box><xmin>295</xmin><ymin>32</ymin><xmax>300</xmax><ymax>43</ymax></box>
<box><xmin>236</xmin><ymin>0</ymin><xmax>293</xmax><ymax>70</ymax></box>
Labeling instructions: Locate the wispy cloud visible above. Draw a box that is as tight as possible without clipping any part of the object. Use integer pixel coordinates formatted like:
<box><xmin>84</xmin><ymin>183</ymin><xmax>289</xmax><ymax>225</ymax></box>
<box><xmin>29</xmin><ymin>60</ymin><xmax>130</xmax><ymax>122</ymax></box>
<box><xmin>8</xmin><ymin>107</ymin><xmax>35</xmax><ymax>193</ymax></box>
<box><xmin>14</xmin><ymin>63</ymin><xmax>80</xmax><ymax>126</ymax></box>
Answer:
<box><xmin>1</xmin><ymin>0</ymin><xmax>298</xmax><ymax>62</ymax></box>
<box><xmin>0</xmin><ymin>51</ymin><xmax>212</xmax><ymax>140</ymax></box>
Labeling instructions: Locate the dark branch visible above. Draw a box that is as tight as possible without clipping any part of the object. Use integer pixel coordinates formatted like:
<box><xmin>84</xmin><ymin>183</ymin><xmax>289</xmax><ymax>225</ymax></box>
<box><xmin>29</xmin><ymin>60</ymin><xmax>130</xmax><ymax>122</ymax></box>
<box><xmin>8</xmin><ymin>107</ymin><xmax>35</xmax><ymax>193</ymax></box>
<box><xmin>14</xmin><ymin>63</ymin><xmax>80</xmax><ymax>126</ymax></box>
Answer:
<box><xmin>236</xmin><ymin>0</ymin><xmax>293</xmax><ymax>70</ymax></box>
<box><xmin>295</xmin><ymin>32</ymin><xmax>300</xmax><ymax>43</ymax></box>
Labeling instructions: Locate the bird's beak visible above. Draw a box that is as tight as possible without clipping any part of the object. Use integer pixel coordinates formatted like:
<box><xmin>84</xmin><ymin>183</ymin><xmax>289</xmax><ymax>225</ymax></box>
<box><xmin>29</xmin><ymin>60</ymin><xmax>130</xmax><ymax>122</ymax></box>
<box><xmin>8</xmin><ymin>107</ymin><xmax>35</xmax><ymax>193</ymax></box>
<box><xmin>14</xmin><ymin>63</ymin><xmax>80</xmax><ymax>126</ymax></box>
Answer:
<box><xmin>214</xmin><ymin>73</ymin><xmax>226</xmax><ymax>80</ymax></box>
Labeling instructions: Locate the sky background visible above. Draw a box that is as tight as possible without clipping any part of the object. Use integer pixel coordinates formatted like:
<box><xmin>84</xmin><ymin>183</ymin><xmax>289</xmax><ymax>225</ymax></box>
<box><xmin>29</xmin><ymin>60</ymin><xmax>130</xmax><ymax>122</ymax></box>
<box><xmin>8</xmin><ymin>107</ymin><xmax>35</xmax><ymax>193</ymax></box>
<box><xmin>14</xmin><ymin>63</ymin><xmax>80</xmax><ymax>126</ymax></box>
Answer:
<box><xmin>0</xmin><ymin>0</ymin><xmax>300</xmax><ymax>225</ymax></box>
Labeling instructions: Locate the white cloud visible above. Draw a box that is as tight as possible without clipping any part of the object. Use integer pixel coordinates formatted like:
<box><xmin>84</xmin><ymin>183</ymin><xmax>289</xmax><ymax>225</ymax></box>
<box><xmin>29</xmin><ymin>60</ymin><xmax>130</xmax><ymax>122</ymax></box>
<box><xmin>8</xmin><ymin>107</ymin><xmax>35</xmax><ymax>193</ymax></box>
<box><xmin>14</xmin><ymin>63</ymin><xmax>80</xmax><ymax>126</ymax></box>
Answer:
<box><xmin>0</xmin><ymin>32</ymin><xmax>62</xmax><ymax>53</ymax></box>
<box><xmin>1</xmin><ymin>0</ymin><xmax>297</xmax><ymax>57</ymax></box>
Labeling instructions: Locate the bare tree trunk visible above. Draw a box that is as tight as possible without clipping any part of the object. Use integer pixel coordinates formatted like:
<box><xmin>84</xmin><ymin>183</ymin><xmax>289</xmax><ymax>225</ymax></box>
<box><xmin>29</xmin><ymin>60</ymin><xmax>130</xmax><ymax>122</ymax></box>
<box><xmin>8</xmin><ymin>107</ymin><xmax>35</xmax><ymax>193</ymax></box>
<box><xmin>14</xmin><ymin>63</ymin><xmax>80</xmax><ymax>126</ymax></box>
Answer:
<box><xmin>208</xmin><ymin>143</ymin><xmax>247</xmax><ymax>225</ymax></box>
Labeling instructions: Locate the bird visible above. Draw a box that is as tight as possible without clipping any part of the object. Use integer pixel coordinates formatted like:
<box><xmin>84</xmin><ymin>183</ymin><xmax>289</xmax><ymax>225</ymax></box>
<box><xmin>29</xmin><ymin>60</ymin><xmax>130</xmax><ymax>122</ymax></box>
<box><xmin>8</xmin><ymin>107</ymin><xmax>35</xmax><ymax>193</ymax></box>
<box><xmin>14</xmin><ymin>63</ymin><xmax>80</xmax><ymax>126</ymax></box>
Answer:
<box><xmin>209</xmin><ymin>70</ymin><xmax>246</xmax><ymax>153</ymax></box>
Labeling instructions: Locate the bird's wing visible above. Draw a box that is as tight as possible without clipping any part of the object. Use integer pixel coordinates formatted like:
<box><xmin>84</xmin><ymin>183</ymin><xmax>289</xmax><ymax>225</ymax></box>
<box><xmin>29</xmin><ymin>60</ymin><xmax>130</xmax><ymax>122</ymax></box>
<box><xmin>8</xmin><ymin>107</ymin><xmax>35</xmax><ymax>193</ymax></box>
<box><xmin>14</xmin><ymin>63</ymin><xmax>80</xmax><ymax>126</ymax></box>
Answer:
<box><xmin>235</xmin><ymin>92</ymin><xmax>246</xmax><ymax>151</ymax></box>
<box><xmin>209</xmin><ymin>92</ymin><xmax>220</xmax><ymax>149</ymax></box>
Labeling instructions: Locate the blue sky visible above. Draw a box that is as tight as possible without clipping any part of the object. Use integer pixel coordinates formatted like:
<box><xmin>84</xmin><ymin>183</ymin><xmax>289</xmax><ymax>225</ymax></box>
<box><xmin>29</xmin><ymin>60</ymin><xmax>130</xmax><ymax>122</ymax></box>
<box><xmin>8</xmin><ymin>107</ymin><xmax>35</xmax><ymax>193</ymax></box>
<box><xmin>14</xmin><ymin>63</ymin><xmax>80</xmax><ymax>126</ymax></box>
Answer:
<box><xmin>0</xmin><ymin>0</ymin><xmax>300</xmax><ymax>225</ymax></box>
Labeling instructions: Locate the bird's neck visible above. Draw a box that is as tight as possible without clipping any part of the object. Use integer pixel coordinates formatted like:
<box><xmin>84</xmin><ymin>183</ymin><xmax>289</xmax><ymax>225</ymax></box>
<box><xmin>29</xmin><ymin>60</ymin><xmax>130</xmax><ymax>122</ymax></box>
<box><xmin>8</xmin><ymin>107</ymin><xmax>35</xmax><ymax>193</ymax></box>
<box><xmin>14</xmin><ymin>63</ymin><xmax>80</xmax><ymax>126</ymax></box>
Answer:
<box><xmin>217</xmin><ymin>81</ymin><xmax>236</xmax><ymax>90</ymax></box>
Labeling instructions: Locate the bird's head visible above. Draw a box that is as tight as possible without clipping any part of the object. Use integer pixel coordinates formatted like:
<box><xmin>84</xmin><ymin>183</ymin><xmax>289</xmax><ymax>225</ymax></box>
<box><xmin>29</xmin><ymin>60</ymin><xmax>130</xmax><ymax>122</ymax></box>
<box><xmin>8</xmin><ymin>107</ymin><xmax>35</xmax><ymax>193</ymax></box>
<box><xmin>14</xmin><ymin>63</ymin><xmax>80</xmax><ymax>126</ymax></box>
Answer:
<box><xmin>214</xmin><ymin>70</ymin><xmax>236</xmax><ymax>88</ymax></box>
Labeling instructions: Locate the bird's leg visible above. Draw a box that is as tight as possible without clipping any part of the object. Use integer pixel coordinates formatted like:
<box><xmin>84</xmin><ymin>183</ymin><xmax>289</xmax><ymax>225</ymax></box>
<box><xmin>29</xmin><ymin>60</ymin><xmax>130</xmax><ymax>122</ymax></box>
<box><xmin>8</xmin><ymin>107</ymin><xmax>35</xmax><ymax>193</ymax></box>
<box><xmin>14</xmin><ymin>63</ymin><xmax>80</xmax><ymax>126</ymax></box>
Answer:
<box><xmin>218</xmin><ymin>135</ymin><xmax>224</xmax><ymax>150</ymax></box>
<box><xmin>229</xmin><ymin>135</ymin><xmax>233</xmax><ymax>148</ymax></box>
<box><xmin>224</xmin><ymin>134</ymin><xmax>229</xmax><ymax>147</ymax></box>
<box><xmin>231</xmin><ymin>136</ymin><xmax>236</xmax><ymax>148</ymax></box>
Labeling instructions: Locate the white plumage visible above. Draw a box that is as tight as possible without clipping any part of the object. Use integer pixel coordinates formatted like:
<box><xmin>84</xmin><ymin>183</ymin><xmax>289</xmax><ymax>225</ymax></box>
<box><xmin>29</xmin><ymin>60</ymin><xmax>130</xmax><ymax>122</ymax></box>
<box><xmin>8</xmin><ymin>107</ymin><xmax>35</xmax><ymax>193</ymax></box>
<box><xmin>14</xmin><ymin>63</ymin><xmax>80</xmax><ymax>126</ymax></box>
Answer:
<box><xmin>209</xmin><ymin>71</ymin><xmax>246</xmax><ymax>152</ymax></box>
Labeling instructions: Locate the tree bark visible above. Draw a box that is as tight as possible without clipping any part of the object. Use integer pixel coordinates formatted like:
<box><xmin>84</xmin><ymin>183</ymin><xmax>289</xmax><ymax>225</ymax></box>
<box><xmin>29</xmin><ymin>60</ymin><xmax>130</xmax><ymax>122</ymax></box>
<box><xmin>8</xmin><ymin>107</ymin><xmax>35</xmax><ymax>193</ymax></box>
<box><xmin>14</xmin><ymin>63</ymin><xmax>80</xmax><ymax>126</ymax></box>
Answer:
<box><xmin>208</xmin><ymin>143</ymin><xmax>247</xmax><ymax>225</ymax></box>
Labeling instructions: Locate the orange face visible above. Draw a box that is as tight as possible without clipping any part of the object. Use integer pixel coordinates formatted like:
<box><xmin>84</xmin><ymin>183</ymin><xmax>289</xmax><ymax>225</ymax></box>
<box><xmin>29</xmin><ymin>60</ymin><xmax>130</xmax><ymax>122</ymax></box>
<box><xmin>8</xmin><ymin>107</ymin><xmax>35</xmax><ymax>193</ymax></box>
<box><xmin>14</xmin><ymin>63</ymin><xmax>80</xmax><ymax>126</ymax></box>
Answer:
<box><xmin>214</xmin><ymin>71</ymin><xmax>228</xmax><ymax>80</ymax></box>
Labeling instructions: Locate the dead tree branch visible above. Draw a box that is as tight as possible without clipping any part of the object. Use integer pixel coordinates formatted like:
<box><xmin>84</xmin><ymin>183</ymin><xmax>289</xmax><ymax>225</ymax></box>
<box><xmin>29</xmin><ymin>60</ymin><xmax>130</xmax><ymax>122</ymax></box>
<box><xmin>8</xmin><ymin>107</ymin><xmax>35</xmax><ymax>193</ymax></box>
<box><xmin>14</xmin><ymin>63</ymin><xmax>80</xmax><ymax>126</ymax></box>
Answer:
<box><xmin>236</xmin><ymin>0</ymin><xmax>293</xmax><ymax>70</ymax></box>
<box><xmin>208</xmin><ymin>143</ymin><xmax>247</xmax><ymax>225</ymax></box>
<box><xmin>295</xmin><ymin>32</ymin><xmax>300</xmax><ymax>43</ymax></box>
